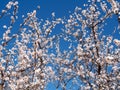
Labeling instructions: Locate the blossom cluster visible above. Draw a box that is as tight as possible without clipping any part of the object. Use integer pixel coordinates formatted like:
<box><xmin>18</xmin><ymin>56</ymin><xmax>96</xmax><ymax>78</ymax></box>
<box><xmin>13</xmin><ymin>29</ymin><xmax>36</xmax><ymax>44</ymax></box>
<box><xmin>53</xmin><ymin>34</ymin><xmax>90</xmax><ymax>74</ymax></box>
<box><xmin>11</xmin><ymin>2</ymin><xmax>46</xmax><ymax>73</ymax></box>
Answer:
<box><xmin>0</xmin><ymin>0</ymin><xmax>120</xmax><ymax>90</ymax></box>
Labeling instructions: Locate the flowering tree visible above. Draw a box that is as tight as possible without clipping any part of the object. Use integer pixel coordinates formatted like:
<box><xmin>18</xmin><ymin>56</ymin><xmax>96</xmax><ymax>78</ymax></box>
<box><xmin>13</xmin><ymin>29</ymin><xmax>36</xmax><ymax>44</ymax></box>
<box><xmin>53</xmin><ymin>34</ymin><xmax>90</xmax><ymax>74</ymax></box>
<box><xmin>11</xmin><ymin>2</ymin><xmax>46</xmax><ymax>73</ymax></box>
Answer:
<box><xmin>0</xmin><ymin>0</ymin><xmax>120</xmax><ymax>90</ymax></box>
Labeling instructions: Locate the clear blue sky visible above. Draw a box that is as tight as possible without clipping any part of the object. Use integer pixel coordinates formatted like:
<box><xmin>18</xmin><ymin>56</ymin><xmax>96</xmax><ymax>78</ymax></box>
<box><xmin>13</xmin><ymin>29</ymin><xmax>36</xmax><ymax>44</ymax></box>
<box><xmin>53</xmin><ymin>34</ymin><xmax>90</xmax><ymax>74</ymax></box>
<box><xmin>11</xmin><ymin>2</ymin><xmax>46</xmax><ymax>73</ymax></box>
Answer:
<box><xmin>0</xmin><ymin>0</ymin><xmax>87</xmax><ymax>38</ymax></box>
<box><xmin>0</xmin><ymin>0</ymin><xmax>119</xmax><ymax>39</ymax></box>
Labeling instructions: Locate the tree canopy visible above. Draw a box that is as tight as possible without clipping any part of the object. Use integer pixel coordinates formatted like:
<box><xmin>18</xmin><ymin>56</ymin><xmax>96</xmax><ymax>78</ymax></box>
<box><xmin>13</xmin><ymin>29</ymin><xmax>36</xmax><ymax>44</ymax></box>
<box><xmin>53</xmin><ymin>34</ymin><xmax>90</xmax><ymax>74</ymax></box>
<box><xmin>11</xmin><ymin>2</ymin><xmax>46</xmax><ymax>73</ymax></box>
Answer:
<box><xmin>0</xmin><ymin>0</ymin><xmax>120</xmax><ymax>90</ymax></box>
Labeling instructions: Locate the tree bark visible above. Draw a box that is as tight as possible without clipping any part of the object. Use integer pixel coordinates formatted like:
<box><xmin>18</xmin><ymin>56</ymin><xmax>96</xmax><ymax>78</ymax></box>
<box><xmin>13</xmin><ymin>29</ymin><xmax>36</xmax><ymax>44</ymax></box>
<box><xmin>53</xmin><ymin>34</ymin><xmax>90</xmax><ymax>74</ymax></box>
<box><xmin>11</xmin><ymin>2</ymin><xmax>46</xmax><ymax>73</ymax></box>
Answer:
<box><xmin>0</xmin><ymin>84</ymin><xmax>3</xmax><ymax>90</ymax></box>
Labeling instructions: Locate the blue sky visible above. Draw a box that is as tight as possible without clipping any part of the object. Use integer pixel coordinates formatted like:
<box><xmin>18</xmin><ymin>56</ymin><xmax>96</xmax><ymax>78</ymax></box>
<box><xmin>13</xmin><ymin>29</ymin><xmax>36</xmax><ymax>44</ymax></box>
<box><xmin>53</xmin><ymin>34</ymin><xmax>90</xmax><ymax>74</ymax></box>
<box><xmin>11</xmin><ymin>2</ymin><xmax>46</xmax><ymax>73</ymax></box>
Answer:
<box><xmin>0</xmin><ymin>0</ymin><xmax>88</xmax><ymax>38</ymax></box>
<box><xmin>0</xmin><ymin>0</ymin><xmax>119</xmax><ymax>39</ymax></box>
<box><xmin>0</xmin><ymin>0</ymin><xmax>87</xmax><ymax>20</ymax></box>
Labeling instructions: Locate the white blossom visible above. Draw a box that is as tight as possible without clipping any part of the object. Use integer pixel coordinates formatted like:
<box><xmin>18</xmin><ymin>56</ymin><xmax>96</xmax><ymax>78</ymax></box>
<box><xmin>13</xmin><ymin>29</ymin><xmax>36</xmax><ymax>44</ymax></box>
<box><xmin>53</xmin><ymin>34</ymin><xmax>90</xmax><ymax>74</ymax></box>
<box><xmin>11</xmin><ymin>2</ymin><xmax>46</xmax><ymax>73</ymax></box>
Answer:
<box><xmin>3</xmin><ymin>25</ymin><xmax>7</xmax><ymax>29</ymax></box>
<box><xmin>0</xmin><ymin>0</ymin><xmax>119</xmax><ymax>90</ymax></box>
<box><xmin>6</xmin><ymin>1</ymin><xmax>13</xmax><ymax>9</ymax></box>
<box><xmin>52</xmin><ymin>12</ymin><xmax>55</xmax><ymax>17</ymax></box>
<box><xmin>108</xmin><ymin>0</ymin><xmax>119</xmax><ymax>14</ymax></box>
<box><xmin>37</xmin><ymin>5</ymin><xmax>40</xmax><ymax>9</ymax></box>
<box><xmin>114</xmin><ymin>39</ymin><xmax>120</xmax><ymax>46</ymax></box>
